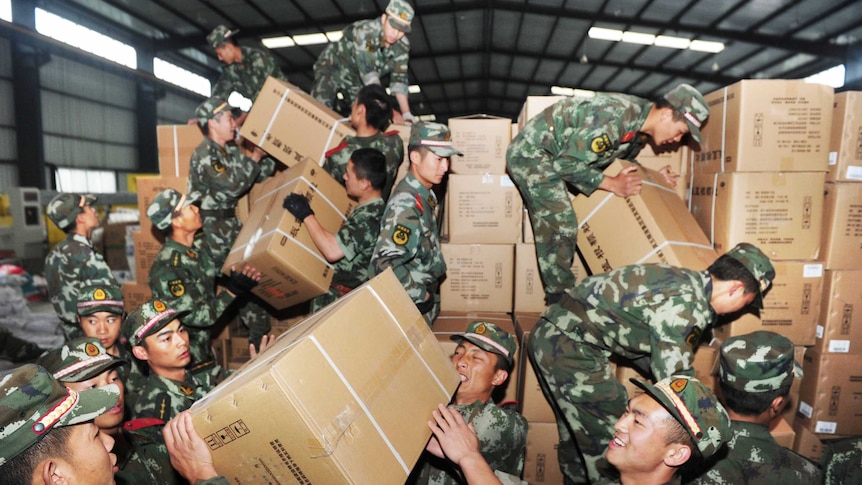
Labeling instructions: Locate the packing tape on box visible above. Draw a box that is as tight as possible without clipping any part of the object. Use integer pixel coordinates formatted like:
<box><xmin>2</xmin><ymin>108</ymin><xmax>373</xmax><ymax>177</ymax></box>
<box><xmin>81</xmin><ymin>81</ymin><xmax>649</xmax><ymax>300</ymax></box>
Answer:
<box><xmin>719</xmin><ymin>87</ymin><xmax>729</xmax><ymax>173</ymax></box>
<box><xmin>171</xmin><ymin>125</ymin><xmax>181</xmax><ymax>177</ymax></box>
<box><xmin>577</xmin><ymin>178</ymin><xmax>675</xmax><ymax>229</ymax></box>
<box><xmin>261</xmin><ymin>87</ymin><xmax>291</xmax><ymax>147</ymax></box>
<box><xmin>230</xmin><ymin>225</ymin><xmax>334</xmax><ymax>269</ymax></box>
<box><xmin>635</xmin><ymin>240</ymin><xmax>714</xmax><ymax>265</ymax></box>
<box><xmin>318</xmin><ymin>118</ymin><xmax>352</xmax><ymax>165</ymax></box>
<box><xmin>252</xmin><ymin>175</ymin><xmax>349</xmax><ymax>224</ymax></box>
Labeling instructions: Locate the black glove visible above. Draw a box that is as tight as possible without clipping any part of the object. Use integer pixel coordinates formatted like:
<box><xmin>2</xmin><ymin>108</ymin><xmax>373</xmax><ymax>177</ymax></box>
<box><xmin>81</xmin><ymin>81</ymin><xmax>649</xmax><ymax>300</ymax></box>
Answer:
<box><xmin>283</xmin><ymin>193</ymin><xmax>314</xmax><ymax>221</ymax></box>
<box><xmin>415</xmin><ymin>298</ymin><xmax>434</xmax><ymax>315</ymax></box>
<box><xmin>226</xmin><ymin>269</ymin><xmax>259</xmax><ymax>295</ymax></box>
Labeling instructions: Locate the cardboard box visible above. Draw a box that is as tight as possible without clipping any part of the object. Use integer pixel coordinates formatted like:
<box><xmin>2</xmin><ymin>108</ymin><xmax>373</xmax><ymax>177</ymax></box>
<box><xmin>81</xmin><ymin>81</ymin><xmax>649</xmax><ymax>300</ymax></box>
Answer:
<box><xmin>101</xmin><ymin>222</ymin><xmax>135</xmax><ymax>271</ymax></box>
<box><xmin>828</xmin><ymin>91</ymin><xmax>862</xmax><ymax>182</ymax></box>
<box><xmin>797</xmin><ymin>349</ymin><xmax>862</xmax><ymax>435</ymax></box>
<box><xmin>132</xmin><ymin>230</ymin><xmax>163</xmax><ymax>284</ymax></box>
<box><xmin>714</xmin><ymin>311</ymin><xmax>815</xmax><ymax>347</ymax></box>
<box><xmin>694</xmin><ymin>80</ymin><xmax>833</xmax><ymax>174</ymax></box>
<box><xmin>792</xmin><ymin>417</ymin><xmax>825</xmax><ymax>461</ymax></box>
<box><xmin>240</xmin><ymin>77</ymin><xmax>356</xmax><ymax>167</ymax></box>
<box><xmin>573</xmin><ymin>160</ymin><xmax>718</xmax><ymax>274</ymax></box>
<box><xmin>517</xmin><ymin>95</ymin><xmax>565</xmax><ymax>131</ymax></box>
<box><xmin>432</xmin><ymin>312</ymin><xmax>518</xmax><ymax>404</ymax></box>
<box><xmin>157</xmin><ymin>125</ymin><xmax>203</xmax><ymax>178</ymax></box>
<box><xmin>135</xmin><ymin>175</ymin><xmax>188</xmax><ymax>235</ymax></box>
<box><xmin>690</xmin><ymin>171</ymin><xmax>825</xmax><ymax>261</ymax></box>
<box><xmin>636</xmin><ymin>143</ymin><xmax>689</xmax><ymax>201</ymax></box>
<box><xmin>821</xmin><ymin>182</ymin><xmax>862</xmax><ymax>270</ymax></box>
<box><xmin>224</xmin><ymin>159</ymin><xmax>355</xmax><ymax>310</ymax></box>
<box><xmin>439</xmin><ymin>243</ymin><xmax>514</xmax><ymax>313</ymax></box>
<box><xmin>120</xmin><ymin>281</ymin><xmax>152</xmax><ymax>313</ymax></box>
<box><xmin>514</xmin><ymin>313</ymin><xmax>555</xmax><ymax>423</ymax></box>
<box><xmin>770</xmin><ymin>416</ymin><xmax>796</xmax><ymax>449</ymax></box>
<box><xmin>446</xmin><ymin>174</ymin><xmax>523</xmax><ymax>244</ymax></box>
<box><xmin>523</xmin><ymin>208</ymin><xmax>533</xmax><ymax>244</ymax></box>
<box><xmin>190</xmin><ymin>270</ymin><xmax>459</xmax><ymax>484</ymax></box>
<box><xmin>447</xmin><ymin>115</ymin><xmax>511</xmax><ymax>174</ymax></box>
<box><xmin>523</xmin><ymin>422</ymin><xmax>564</xmax><ymax>484</ymax></box>
<box><xmin>814</xmin><ymin>270</ymin><xmax>862</xmax><ymax>355</ymax></box>
<box><xmin>781</xmin><ymin>345</ymin><xmax>806</xmax><ymax>423</ymax></box>
<box><xmin>514</xmin><ymin>243</ymin><xmax>587</xmax><ymax>313</ymax></box>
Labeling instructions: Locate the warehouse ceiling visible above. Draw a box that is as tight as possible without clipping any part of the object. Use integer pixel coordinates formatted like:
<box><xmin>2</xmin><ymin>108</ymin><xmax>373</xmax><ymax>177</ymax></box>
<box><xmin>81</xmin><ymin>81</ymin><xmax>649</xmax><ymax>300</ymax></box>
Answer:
<box><xmin>56</xmin><ymin>0</ymin><xmax>861</xmax><ymax>122</ymax></box>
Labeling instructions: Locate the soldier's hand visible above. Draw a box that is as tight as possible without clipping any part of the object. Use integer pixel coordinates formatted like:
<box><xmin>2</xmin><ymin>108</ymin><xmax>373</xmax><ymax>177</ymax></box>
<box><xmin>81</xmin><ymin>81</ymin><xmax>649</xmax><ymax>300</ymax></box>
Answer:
<box><xmin>163</xmin><ymin>411</ymin><xmax>219</xmax><ymax>482</ymax></box>
<box><xmin>606</xmin><ymin>165</ymin><xmax>642</xmax><ymax>197</ymax></box>
<box><xmin>225</xmin><ymin>265</ymin><xmax>260</xmax><ymax>296</ymax></box>
<box><xmin>283</xmin><ymin>193</ymin><xmax>314</xmax><ymax>221</ymax></box>
<box><xmin>659</xmin><ymin>164</ymin><xmax>679</xmax><ymax>188</ymax></box>
<box><xmin>402</xmin><ymin>112</ymin><xmax>416</xmax><ymax>125</ymax></box>
<box><xmin>249</xmin><ymin>334</ymin><xmax>276</xmax><ymax>359</ymax></box>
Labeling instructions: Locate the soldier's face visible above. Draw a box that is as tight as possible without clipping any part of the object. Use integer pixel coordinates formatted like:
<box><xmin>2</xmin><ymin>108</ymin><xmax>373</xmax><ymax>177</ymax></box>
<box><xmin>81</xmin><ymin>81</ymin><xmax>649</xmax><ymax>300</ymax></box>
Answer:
<box><xmin>606</xmin><ymin>393</ymin><xmax>685</xmax><ymax>474</ymax></box>
<box><xmin>52</xmin><ymin>422</ymin><xmax>117</xmax><ymax>485</ymax></box>
<box><xmin>410</xmin><ymin>149</ymin><xmax>449</xmax><ymax>188</ymax></box>
<box><xmin>710</xmin><ymin>280</ymin><xmax>757</xmax><ymax>315</ymax></box>
<box><xmin>381</xmin><ymin>15</ymin><xmax>406</xmax><ymax>47</ymax></box>
<box><xmin>214</xmin><ymin>43</ymin><xmax>240</xmax><ymax>64</ymax></box>
<box><xmin>450</xmin><ymin>341</ymin><xmax>507</xmax><ymax>405</ymax></box>
<box><xmin>78</xmin><ymin>311</ymin><xmax>122</xmax><ymax>351</ymax></box>
<box><xmin>209</xmin><ymin>111</ymin><xmax>236</xmax><ymax>144</ymax></box>
<box><xmin>139</xmin><ymin>319</ymin><xmax>191</xmax><ymax>373</ymax></box>
<box><xmin>343</xmin><ymin>160</ymin><xmax>366</xmax><ymax>197</ymax></box>
<box><xmin>174</xmin><ymin>203</ymin><xmax>202</xmax><ymax>232</ymax></box>
<box><xmin>78</xmin><ymin>204</ymin><xmax>100</xmax><ymax>230</ymax></box>
<box><xmin>65</xmin><ymin>368</ymin><xmax>125</xmax><ymax>431</ymax></box>
<box><xmin>652</xmin><ymin>110</ymin><xmax>690</xmax><ymax>145</ymax></box>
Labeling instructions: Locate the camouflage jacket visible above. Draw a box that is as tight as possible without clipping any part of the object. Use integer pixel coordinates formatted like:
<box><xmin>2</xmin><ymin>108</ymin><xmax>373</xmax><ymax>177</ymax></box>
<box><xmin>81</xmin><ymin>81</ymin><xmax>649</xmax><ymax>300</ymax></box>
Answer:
<box><xmin>148</xmin><ymin>237</ymin><xmax>235</xmax><ymax>366</ymax></box>
<box><xmin>188</xmin><ymin>137</ymin><xmax>275</xmax><ymax>212</ymax></box>
<box><xmin>508</xmin><ymin>93</ymin><xmax>651</xmax><ymax>196</ymax></box>
<box><xmin>211</xmin><ymin>46</ymin><xmax>287</xmax><ymax>101</ymax></box>
<box><xmin>543</xmin><ymin>264</ymin><xmax>715</xmax><ymax>379</ymax></box>
<box><xmin>322</xmin><ymin>131</ymin><xmax>405</xmax><ymax>199</ymax></box>
<box><xmin>115</xmin><ymin>421</ymin><xmax>185</xmax><ymax>485</ymax></box>
<box><xmin>132</xmin><ymin>367</ymin><xmax>223</xmax><ymax>422</ymax></box>
<box><xmin>688</xmin><ymin>420</ymin><xmax>821</xmax><ymax>484</ymax></box>
<box><xmin>115</xmin><ymin>342</ymin><xmax>148</xmax><ymax>413</ymax></box>
<box><xmin>314</xmin><ymin>18</ymin><xmax>410</xmax><ymax>97</ymax></box>
<box><xmin>44</xmin><ymin>233</ymin><xmax>118</xmax><ymax>327</ymax></box>
<box><xmin>413</xmin><ymin>399</ymin><xmax>527</xmax><ymax>485</ymax></box>
<box><xmin>370</xmin><ymin>173</ymin><xmax>446</xmax><ymax>305</ymax></box>
<box><xmin>821</xmin><ymin>436</ymin><xmax>862</xmax><ymax>485</ymax></box>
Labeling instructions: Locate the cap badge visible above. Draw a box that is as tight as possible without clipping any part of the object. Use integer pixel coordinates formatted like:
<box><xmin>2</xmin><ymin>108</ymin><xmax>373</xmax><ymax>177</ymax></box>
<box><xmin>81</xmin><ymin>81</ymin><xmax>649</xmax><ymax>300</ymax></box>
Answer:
<box><xmin>475</xmin><ymin>323</ymin><xmax>487</xmax><ymax>335</ymax></box>
<box><xmin>153</xmin><ymin>300</ymin><xmax>167</xmax><ymax>312</ymax></box>
<box><xmin>84</xmin><ymin>342</ymin><xmax>100</xmax><ymax>357</ymax></box>
<box><xmin>670</xmin><ymin>378</ymin><xmax>688</xmax><ymax>393</ymax></box>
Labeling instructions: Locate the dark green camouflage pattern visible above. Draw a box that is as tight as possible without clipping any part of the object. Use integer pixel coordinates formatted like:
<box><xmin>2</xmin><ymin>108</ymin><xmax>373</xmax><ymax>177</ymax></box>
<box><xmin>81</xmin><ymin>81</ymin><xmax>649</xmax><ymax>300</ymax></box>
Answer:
<box><xmin>46</xmin><ymin>193</ymin><xmax>96</xmax><ymax>230</ymax></box>
<box><xmin>723</xmin><ymin>242</ymin><xmax>775</xmax><ymax>309</ymax></box>
<box><xmin>131</xmin><ymin>367</ymin><xmax>223</xmax><ymax>422</ymax></box>
<box><xmin>146</xmin><ymin>189</ymin><xmax>200</xmax><ymax>231</ymax></box>
<box><xmin>385</xmin><ymin>0</ymin><xmax>414</xmax><ymax>33</ymax></box>
<box><xmin>76</xmin><ymin>283</ymin><xmax>124</xmax><ymax>316</ymax></box>
<box><xmin>211</xmin><ymin>46</ymin><xmax>288</xmax><ymax>101</ymax></box>
<box><xmin>663</xmin><ymin>84</ymin><xmax>709</xmax><ymax>143</ymax></box>
<box><xmin>36</xmin><ymin>337</ymin><xmax>124</xmax><ymax>383</ymax></box>
<box><xmin>821</xmin><ymin>436</ymin><xmax>862</xmax><ymax>485</ymax></box>
<box><xmin>719</xmin><ymin>330</ymin><xmax>797</xmax><ymax>393</ymax></box>
<box><xmin>451</xmin><ymin>321</ymin><xmax>517</xmax><ymax>369</ymax></box>
<box><xmin>206</xmin><ymin>25</ymin><xmax>237</xmax><ymax>49</ymax></box>
<box><xmin>322</xmin><ymin>131</ymin><xmax>405</xmax><ymax>199</ymax></box>
<box><xmin>506</xmin><ymin>93</ymin><xmax>651</xmax><ymax>296</ymax></box>
<box><xmin>409</xmin><ymin>121</ymin><xmax>463</xmax><ymax>157</ymax></box>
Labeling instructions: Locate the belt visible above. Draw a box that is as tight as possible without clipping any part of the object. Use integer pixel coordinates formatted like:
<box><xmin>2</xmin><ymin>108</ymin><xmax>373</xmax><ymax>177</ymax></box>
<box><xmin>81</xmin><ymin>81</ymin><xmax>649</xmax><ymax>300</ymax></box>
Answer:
<box><xmin>199</xmin><ymin>208</ymin><xmax>236</xmax><ymax>219</ymax></box>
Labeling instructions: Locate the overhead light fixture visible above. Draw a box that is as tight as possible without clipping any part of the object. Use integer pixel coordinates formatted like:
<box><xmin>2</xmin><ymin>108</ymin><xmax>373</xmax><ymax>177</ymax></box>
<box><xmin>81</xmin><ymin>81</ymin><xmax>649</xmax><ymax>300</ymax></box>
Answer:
<box><xmin>588</xmin><ymin>27</ymin><xmax>623</xmax><ymax>41</ymax></box>
<box><xmin>622</xmin><ymin>31</ymin><xmax>655</xmax><ymax>45</ymax></box>
<box><xmin>261</xmin><ymin>30</ymin><xmax>343</xmax><ymax>48</ymax></box>
<box><xmin>408</xmin><ymin>85</ymin><xmax>421</xmax><ymax>94</ymax></box>
<box><xmin>689</xmin><ymin>40</ymin><xmax>725</xmax><ymax>53</ymax></box>
<box><xmin>261</xmin><ymin>36</ymin><xmax>295</xmax><ymax>48</ymax></box>
<box><xmin>292</xmin><ymin>33</ymin><xmax>329</xmax><ymax>46</ymax></box>
<box><xmin>326</xmin><ymin>31</ymin><xmax>343</xmax><ymax>42</ymax></box>
<box><xmin>589</xmin><ymin>26</ymin><xmax>724</xmax><ymax>53</ymax></box>
<box><xmin>654</xmin><ymin>35</ymin><xmax>690</xmax><ymax>49</ymax></box>
<box><xmin>550</xmin><ymin>86</ymin><xmax>596</xmax><ymax>97</ymax></box>
<box><xmin>417</xmin><ymin>114</ymin><xmax>436</xmax><ymax>121</ymax></box>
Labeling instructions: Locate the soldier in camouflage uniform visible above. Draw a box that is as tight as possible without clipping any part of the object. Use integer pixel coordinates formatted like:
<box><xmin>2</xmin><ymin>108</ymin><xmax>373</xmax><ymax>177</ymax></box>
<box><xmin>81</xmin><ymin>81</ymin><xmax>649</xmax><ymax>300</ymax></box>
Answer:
<box><xmin>323</xmin><ymin>84</ymin><xmax>405</xmax><ymax>199</ymax></box>
<box><xmin>412</xmin><ymin>321</ymin><xmax>527</xmax><ymax>485</ymax></box>
<box><xmin>0</xmin><ymin>363</ymin><xmax>120</xmax><ymax>484</ymax></box>
<box><xmin>603</xmin><ymin>375</ymin><xmax>731</xmax><ymax>485</ymax></box>
<box><xmin>370</xmin><ymin>122</ymin><xmax>461</xmax><ymax>324</ymax></box>
<box><xmin>284</xmin><ymin>148</ymin><xmax>387</xmax><ymax>312</ymax></box>
<box><xmin>126</xmin><ymin>299</ymin><xmax>227</xmax><ymax>422</ymax></box>
<box><xmin>528</xmin><ymin>242</ymin><xmax>774</xmax><ymax>484</ymax></box>
<box><xmin>188</xmin><ymin>96</ymin><xmax>276</xmax><ymax>349</ymax></box>
<box><xmin>311</xmin><ymin>0</ymin><xmax>416</xmax><ymax>119</ymax></box>
<box><xmin>821</xmin><ymin>436</ymin><xmax>862</xmax><ymax>485</ymax></box>
<box><xmin>506</xmin><ymin>84</ymin><xmax>708</xmax><ymax>304</ymax></box>
<box><xmin>207</xmin><ymin>25</ymin><xmax>288</xmax><ymax>104</ymax></box>
<box><xmin>147</xmin><ymin>189</ymin><xmax>260</xmax><ymax>370</ymax></box>
<box><xmin>36</xmin><ymin>337</ymin><xmax>184</xmax><ymax>485</ymax></box>
<box><xmin>44</xmin><ymin>192</ymin><xmax>119</xmax><ymax>340</ymax></box>
<box><xmin>686</xmin><ymin>331</ymin><xmax>821</xmax><ymax>484</ymax></box>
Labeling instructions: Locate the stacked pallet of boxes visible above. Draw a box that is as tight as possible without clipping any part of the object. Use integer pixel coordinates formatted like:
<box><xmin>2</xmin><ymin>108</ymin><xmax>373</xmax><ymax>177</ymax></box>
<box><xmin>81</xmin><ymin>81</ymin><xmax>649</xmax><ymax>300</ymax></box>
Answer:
<box><xmin>687</xmin><ymin>79</ymin><xmax>840</xmax><ymax>454</ymax></box>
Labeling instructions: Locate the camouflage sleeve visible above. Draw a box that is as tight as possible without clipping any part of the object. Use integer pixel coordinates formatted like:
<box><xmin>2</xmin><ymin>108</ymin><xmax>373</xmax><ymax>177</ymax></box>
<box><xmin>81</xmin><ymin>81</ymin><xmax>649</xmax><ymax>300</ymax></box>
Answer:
<box><xmin>472</xmin><ymin>405</ymin><xmax>528</xmax><ymax>477</ymax></box>
<box><xmin>336</xmin><ymin>205</ymin><xmax>379</xmax><ymax>262</ymax></box>
<box><xmin>370</xmin><ymin>194</ymin><xmax>426</xmax><ymax>301</ymax></box>
<box><xmin>148</xmin><ymin>260</ymin><xmax>235</xmax><ymax>329</ymax></box>
<box><xmin>351</xmin><ymin>22</ymin><xmax>384</xmax><ymax>86</ymax></box>
<box><xmin>45</xmin><ymin>240</ymin><xmax>118</xmax><ymax>324</ymax></box>
<box><xmin>255</xmin><ymin>156</ymin><xmax>277</xmax><ymax>183</ymax></box>
<box><xmin>210</xmin><ymin>75</ymin><xmax>232</xmax><ymax>101</ymax></box>
<box><xmin>257</xmin><ymin>49</ymin><xmax>287</xmax><ymax>82</ymax></box>
<box><xmin>553</xmin><ymin>102</ymin><xmax>625</xmax><ymax>195</ymax></box>
<box><xmin>189</xmin><ymin>146</ymin><xmax>262</xmax><ymax>202</ymax></box>
<box><xmin>388</xmin><ymin>40</ymin><xmax>410</xmax><ymax>95</ymax></box>
<box><xmin>647</xmin><ymin>298</ymin><xmax>705</xmax><ymax>379</ymax></box>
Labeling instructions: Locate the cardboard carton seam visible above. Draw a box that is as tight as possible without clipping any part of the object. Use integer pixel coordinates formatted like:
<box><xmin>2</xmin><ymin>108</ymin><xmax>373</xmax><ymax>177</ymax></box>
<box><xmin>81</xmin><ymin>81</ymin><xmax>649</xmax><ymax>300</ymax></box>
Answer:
<box><xmin>171</xmin><ymin>125</ymin><xmax>181</xmax><ymax>177</ymax></box>
<box><xmin>319</xmin><ymin>118</ymin><xmax>351</xmax><ymax>164</ymax></box>
<box><xmin>636</xmin><ymin>240</ymin><xmax>714</xmax><ymax>265</ymax></box>
<box><xmin>262</xmin><ymin>86</ymin><xmax>291</xmax><ymax>149</ymax></box>
<box><xmin>229</xmin><ymin>226</ymin><xmax>334</xmax><ymax>269</ymax></box>
<box><xmin>255</xmin><ymin>175</ymin><xmax>349</xmax><ymax>223</ymax></box>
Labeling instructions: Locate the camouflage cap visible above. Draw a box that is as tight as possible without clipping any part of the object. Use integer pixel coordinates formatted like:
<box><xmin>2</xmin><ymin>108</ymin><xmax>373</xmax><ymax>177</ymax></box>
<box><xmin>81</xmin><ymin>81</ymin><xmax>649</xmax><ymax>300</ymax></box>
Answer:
<box><xmin>207</xmin><ymin>24</ymin><xmax>239</xmax><ymax>49</ymax></box>
<box><xmin>409</xmin><ymin>121</ymin><xmax>464</xmax><ymax>157</ymax></box>
<box><xmin>147</xmin><ymin>189</ymin><xmax>201</xmax><ymax>230</ymax></box>
<box><xmin>451</xmin><ymin>321</ymin><xmax>517</xmax><ymax>368</ymax></box>
<box><xmin>663</xmin><ymin>84</ymin><xmax>709</xmax><ymax>144</ymax></box>
<box><xmin>76</xmin><ymin>284</ymin><xmax>124</xmax><ymax>316</ymax></box>
<box><xmin>631</xmin><ymin>375</ymin><xmax>730</xmax><ymax>459</ymax></box>
<box><xmin>36</xmin><ymin>337</ymin><xmax>125</xmax><ymax>383</ymax></box>
<box><xmin>124</xmin><ymin>299</ymin><xmax>188</xmax><ymax>347</ymax></box>
<box><xmin>385</xmin><ymin>0</ymin><xmax>414</xmax><ymax>33</ymax></box>
<box><xmin>723</xmin><ymin>242</ymin><xmax>775</xmax><ymax>309</ymax></box>
<box><xmin>0</xmin><ymin>364</ymin><xmax>120</xmax><ymax>465</ymax></box>
<box><xmin>719</xmin><ymin>330</ymin><xmax>801</xmax><ymax>393</ymax></box>
<box><xmin>46</xmin><ymin>193</ymin><xmax>97</xmax><ymax>230</ymax></box>
<box><xmin>195</xmin><ymin>96</ymin><xmax>239</xmax><ymax>128</ymax></box>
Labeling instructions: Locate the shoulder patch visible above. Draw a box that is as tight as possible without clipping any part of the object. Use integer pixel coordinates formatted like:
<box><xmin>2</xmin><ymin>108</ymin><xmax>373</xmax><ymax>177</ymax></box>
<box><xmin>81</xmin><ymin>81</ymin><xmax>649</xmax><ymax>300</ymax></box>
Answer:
<box><xmin>156</xmin><ymin>393</ymin><xmax>170</xmax><ymax>421</ymax></box>
<box><xmin>211</xmin><ymin>157</ymin><xmax>225</xmax><ymax>173</ymax></box>
<box><xmin>171</xmin><ymin>251</ymin><xmax>181</xmax><ymax>267</ymax></box>
<box><xmin>383</xmin><ymin>130</ymin><xmax>399</xmax><ymax>137</ymax></box>
<box><xmin>590</xmin><ymin>134</ymin><xmax>612</xmax><ymax>154</ymax></box>
<box><xmin>685</xmin><ymin>326</ymin><xmax>702</xmax><ymax>351</ymax></box>
<box><xmin>392</xmin><ymin>224</ymin><xmax>411</xmax><ymax>245</ymax></box>
<box><xmin>168</xmin><ymin>279</ymin><xmax>185</xmax><ymax>298</ymax></box>
<box><xmin>325</xmin><ymin>139</ymin><xmax>349</xmax><ymax>158</ymax></box>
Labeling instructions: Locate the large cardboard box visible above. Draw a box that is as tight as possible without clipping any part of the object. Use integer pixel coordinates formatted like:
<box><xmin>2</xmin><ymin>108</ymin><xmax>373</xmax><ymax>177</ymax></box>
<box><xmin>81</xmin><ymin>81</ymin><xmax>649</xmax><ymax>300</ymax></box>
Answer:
<box><xmin>514</xmin><ymin>243</ymin><xmax>588</xmax><ymax>313</ymax></box>
<box><xmin>224</xmin><ymin>159</ymin><xmax>355</xmax><ymax>310</ymax></box>
<box><xmin>101</xmin><ymin>222</ymin><xmax>135</xmax><ymax>271</ymax></box>
<box><xmin>797</xmin><ymin>349</ymin><xmax>862</xmax><ymax>435</ymax></box>
<box><xmin>134</xmin><ymin>175</ymin><xmax>188</xmax><ymax>235</ymax></box>
<box><xmin>637</xmin><ymin>143</ymin><xmax>689</xmax><ymax>201</ymax></box>
<box><xmin>714</xmin><ymin>261</ymin><xmax>823</xmax><ymax>346</ymax></box>
<box><xmin>432</xmin><ymin>312</ymin><xmax>518</xmax><ymax>404</ymax></box>
<box><xmin>821</xmin><ymin>182</ymin><xmax>862</xmax><ymax>270</ymax></box>
<box><xmin>828</xmin><ymin>91</ymin><xmax>862</xmax><ymax>182</ymax></box>
<box><xmin>770</xmin><ymin>416</ymin><xmax>796</xmax><ymax>449</ymax></box>
<box><xmin>694</xmin><ymin>80</ymin><xmax>833</xmax><ymax>174</ymax></box>
<box><xmin>190</xmin><ymin>270</ymin><xmax>459</xmax><ymax>484</ymax></box>
<box><xmin>517</xmin><ymin>95</ymin><xmax>565</xmax><ymax>131</ymax></box>
<box><xmin>573</xmin><ymin>160</ymin><xmax>718</xmax><ymax>275</ymax></box>
<box><xmin>446</xmin><ymin>174</ymin><xmax>523</xmax><ymax>244</ymax></box>
<box><xmin>120</xmin><ymin>281</ymin><xmax>152</xmax><ymax>313</ymax></box>
<box><xmin>240</xmin><ymin>77</ymin><xmax>356</xmax><ymax>167</ymax></box>
<box><xmin>157</xmin><ymin>125</ymin><xmax>203</xmax><ymax>178</ymax></box>
<box><xmin>132</xmin><ymin>230</ymin><xmax>162</xmax><ymax>284</ymax></box>
<box><xmin>814</xmin><ymin>270</ymin><xmax>862</xmax><ymax>355</ymax></box>
<box><xmin>690</xmin><ymin>171</ymin><xmax>825</xmax><ymax>261</ymax></box>
<box><xmin>514</xmin><ymin>313</ymin><xmax>555</xmax><ymax>423</ymax></box>
<box><xmin>792</xmin><ymin>417</ymin><xmax>825</xmax><ymax>461</ymax></box>
<box><xmin>439</xmin><ymin>243</ymin><xmax>514</xmax><ymax>313</ymax></box>
<box><xmin>523</xmin><ymin>422</ymin><xmax>564</xmax><ymax>484</ymax></box>
<box><xmin>447</xmin><ymin>115</ymin><xmax>511</xmax><ymax>174</ymax></box>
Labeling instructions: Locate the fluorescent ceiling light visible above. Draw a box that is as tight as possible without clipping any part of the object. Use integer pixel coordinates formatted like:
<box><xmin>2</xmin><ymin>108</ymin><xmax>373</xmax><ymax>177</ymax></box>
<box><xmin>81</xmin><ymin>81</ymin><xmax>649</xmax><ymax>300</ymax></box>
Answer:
<box><xmin>326</xmin><ymin>31</ymin><xmax>343</xmax><ymax>42</ymax></box>
<box><xmin>622</xmin><ymin>31</ymin><xmax>655</xmax><ymax>45</ymax></box>
<box><xmin>588</xmin><ymin>27</ymin><xmax>623</xmax><ymax>41</ymax></box>
<box><xmin>689</xmin><ymin>40</ymin><xmax>725</xmax><ymax>53</ymax></box>
<box><xmin>261</xmin><ymin>36</ymin><xmax>295</xmax><ymax>48</ymax></box>
<box><xmin>408</xmin><ymin>85</ymin><xmax>421</xmax><ymax>94</ymax></box>
<box><xmin>293</xmin><ymin>33</ymin><xmax>329</xmax><ymax>45</ymax></box>
<box><xmin>417</xmin><ymin>114</ymin><xmax>436</xmax><ymax>121</ymax></box>
<box><xmin>550</xmin><ymin>86</ymin><xmax>595</xmax><ymax>97</ymax></box>
<box><xmin>654</xmin><ymin>35</ymin><xmax>690</xmax><ymax>49</ymax></box>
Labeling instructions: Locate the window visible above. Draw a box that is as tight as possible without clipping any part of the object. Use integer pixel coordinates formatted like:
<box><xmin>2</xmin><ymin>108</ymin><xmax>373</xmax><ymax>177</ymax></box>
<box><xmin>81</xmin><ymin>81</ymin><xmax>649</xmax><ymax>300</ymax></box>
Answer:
<box><xmin>805</xmin><ymin>65</ymin><xmax>845</xmax><ymax>88</ymax></box>
<box><xmin>0</xmin><ymin>0</ymin><xmax>11</xmax><ymax>22</ymax></box>
<box><xmin>35</xmin><ymin>8</ymin><xmax>136</xmax><ymax>69</ymax></box>
<box><xmin>154</xmin><ymin>58</ymin><xmax>211</xmax><ymax>97</ymax></box>
<box><xmin>56</xmin><ymin>168</ymin><xmax>117</xmax><ymax>193</ymax></box>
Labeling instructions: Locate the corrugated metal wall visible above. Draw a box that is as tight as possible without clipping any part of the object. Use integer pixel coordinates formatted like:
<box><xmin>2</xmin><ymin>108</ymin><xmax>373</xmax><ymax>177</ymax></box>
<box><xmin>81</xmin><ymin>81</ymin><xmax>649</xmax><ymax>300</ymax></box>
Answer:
<box><xmin>158</xmin><ymin>90</ymin><xmax>202</xmax><ymax>125</ymax></box>
<box><xmin>0</xmin><ymin>37</ymin><xmax>17</xmax><ymax>193</ymax></box>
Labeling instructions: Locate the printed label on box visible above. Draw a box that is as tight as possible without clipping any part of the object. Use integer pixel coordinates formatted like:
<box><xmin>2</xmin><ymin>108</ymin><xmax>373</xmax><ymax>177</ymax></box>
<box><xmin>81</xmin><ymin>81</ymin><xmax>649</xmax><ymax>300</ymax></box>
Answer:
<box><xmin>803</xmin><ymin>264</ymin><xmax>824</xmax><ymax>278</ymax></box>
<box><xmin>815</xmin><ymin>421</ymin><xmax>838</xmax><ymax>434</ymax></box>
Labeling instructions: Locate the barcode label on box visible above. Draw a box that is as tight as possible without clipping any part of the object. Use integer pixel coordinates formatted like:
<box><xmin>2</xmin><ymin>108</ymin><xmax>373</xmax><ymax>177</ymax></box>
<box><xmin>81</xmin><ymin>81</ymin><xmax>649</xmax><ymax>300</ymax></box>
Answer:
<box><xmin>815</xmin><ymin>421</ymin><xmax>838</xmax><ymax>434</ymax></box>
<box><xmin>846</xmin><ymin>166</ymin><xmax>862</xmax><ymax>180</ymax></box>
<box><xmin>828</xmin><ymin>340</ymin><xmax>851</xmax><ymax>353</ymax></box>
<box><xmin>803</xmin><ymin>264</ymin><xmax>823</xmax><ymax>278</ymax></box>
<box><xmin>799</xmin><ymin>401</ymin><xmax>813</xmax><ymax>418</ymax></box>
